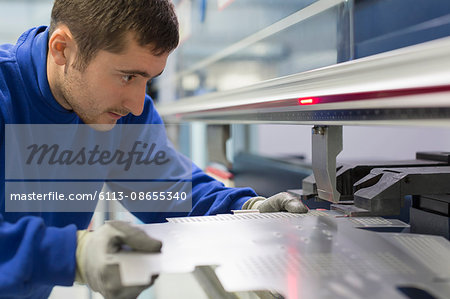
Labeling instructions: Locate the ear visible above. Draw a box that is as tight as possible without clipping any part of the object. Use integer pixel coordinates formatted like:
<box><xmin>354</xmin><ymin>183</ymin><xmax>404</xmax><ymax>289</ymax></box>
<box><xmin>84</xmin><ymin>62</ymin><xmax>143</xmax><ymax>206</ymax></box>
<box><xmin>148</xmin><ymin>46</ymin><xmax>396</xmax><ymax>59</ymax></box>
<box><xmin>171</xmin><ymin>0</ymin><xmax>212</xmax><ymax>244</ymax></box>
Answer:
<box><xmin>48</xmin><ymin>26</ymin><xmax>76</xmax><ymax>66</ymax></box>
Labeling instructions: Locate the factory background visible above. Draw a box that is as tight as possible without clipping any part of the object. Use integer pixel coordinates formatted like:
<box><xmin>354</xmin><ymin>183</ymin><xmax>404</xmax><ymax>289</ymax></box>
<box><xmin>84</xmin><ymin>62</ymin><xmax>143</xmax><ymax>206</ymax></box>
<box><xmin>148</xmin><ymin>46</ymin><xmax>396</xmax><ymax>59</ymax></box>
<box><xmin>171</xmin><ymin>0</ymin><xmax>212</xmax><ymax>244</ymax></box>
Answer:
<box><xmin>1</xmin><ymin>0</ymin><xmax>450</xmax><ymax>298</ymax></box>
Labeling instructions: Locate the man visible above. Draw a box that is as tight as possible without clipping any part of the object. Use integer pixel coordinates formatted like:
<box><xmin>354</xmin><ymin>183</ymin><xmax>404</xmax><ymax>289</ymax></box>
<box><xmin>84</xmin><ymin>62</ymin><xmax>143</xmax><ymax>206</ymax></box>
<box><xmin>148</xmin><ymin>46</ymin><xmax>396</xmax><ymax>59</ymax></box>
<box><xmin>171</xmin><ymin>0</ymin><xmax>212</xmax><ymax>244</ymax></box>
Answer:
<box><xmin>0</xmin><ymin>1</ymin><xmax>308</xmax><ymax>298</ymax></box>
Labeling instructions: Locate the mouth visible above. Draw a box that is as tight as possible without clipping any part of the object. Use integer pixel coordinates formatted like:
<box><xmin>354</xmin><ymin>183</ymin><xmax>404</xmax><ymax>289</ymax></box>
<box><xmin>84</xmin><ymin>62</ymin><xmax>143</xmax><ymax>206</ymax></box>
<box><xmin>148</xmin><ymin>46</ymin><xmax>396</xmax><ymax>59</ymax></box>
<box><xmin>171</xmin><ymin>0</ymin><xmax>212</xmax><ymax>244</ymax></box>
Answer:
<box><xmin>108</xmin><ymin>112</ymin><xmax>125</xmax><ymax>120</ymax></box>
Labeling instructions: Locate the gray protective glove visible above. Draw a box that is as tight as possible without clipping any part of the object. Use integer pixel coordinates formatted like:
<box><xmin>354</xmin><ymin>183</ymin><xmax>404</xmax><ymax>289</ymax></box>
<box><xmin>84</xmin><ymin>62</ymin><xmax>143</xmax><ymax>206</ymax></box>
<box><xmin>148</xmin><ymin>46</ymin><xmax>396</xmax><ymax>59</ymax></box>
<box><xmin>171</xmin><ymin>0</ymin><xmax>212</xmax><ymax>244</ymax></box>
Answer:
<box><xmin>242</xmin><ymin>192</ymin><xmax>308</xmax><ymax>213</ymax></box>
<box><xmin>75</xmin><ymin>221</ymin><xmax>162</xmax><ymax>299</ymax></box>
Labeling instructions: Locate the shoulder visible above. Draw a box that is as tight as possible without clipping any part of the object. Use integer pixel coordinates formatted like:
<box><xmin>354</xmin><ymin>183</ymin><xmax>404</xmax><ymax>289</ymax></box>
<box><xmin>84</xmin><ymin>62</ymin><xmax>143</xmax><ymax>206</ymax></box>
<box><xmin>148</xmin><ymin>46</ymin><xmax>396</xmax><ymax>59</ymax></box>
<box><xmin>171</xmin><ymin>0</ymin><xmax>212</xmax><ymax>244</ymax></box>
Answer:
<box><xmin>0</xmin><ymin>48</ymin><xmax>17</xmax><ymax>125</ymax></box>
<box><xmin>0</xmin><ymin>28</ymin><xmax>42</xmax><ymax>126</ymax></box>
<box><xmin>0</xmin><ymin>27</ymin><xmax>33</xmax><ymax>65</ymax></box>
<box><xmin>0</xmin><ymin>43</ymin><xmax>15</xmax><ymax>64</ymax></box>
<box><xmin>0</xmin><ymin>42</ymin><xmax>19</xmax><ymax>84</ymax></box>
<box><xmin>0</xmin><ymin>44</ymin><xmax>22</xmax><ymax>125</ymax></box>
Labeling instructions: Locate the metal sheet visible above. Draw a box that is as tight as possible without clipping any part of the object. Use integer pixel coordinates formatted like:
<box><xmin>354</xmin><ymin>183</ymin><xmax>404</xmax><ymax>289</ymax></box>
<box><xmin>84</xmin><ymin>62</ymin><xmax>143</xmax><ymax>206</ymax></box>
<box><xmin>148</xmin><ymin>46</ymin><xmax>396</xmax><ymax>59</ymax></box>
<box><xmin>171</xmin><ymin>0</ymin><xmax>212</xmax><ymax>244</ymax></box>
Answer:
<box><xmin>114</xmin><ymin>212</ymin><xmax>450</xmax><ymax>299</ymax></box>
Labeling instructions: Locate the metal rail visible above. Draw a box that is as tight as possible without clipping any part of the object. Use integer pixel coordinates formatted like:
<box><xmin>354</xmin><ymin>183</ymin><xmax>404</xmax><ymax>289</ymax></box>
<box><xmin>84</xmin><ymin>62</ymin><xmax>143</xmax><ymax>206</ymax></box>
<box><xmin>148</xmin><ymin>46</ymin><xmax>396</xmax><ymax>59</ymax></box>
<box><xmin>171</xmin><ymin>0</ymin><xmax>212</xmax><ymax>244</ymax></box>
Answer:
<box><xmin>157</xmin><ymin>36</ymin><xmax>450</xmax><ymax>126</ymax></box>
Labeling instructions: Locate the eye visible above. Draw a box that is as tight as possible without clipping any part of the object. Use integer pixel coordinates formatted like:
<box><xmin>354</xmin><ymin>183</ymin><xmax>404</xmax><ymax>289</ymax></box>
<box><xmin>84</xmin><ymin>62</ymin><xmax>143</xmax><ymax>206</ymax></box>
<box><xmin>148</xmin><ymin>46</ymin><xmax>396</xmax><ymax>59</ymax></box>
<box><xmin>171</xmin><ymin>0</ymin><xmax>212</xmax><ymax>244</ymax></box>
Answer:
<box><xmin>121</xmin><ymin>75</ymin><xmax>136</xmax><ymax>83</ymax></box>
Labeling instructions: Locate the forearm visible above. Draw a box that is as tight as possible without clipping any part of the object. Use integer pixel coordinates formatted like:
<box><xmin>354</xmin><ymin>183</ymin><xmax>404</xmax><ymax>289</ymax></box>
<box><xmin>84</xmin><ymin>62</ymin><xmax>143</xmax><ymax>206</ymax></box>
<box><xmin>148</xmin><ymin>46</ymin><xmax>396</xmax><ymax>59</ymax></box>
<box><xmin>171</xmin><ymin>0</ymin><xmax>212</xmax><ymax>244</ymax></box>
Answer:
<box><xmin>189</xmin><ymin>164</ymin><xmax>257</xmax><ymax>215</ymax></box>
<box><xmin>0</xmin><ymin>215</ymin><xmax>77</xmax><ymax>297</ymax></box>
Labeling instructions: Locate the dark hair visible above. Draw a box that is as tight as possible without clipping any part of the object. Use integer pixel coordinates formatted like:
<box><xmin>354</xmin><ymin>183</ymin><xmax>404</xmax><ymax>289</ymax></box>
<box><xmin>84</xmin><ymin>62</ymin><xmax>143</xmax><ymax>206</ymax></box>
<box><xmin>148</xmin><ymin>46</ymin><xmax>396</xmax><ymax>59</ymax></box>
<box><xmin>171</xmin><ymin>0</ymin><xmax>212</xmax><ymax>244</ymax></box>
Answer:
<box><xmin>49</xmin><ymin>0</ymin><xmax>179</xmax><ymax>70</ymax></box>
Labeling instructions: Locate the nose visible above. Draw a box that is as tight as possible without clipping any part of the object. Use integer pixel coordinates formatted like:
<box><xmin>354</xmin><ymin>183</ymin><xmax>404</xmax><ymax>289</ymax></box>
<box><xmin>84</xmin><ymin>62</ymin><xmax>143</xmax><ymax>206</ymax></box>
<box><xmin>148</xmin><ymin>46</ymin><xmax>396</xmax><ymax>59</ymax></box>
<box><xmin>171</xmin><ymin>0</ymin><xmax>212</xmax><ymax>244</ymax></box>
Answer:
<box><xmin>122</xmin><ymin>85</ymin><xmax>146</xmax><ymax>116</ymax></box>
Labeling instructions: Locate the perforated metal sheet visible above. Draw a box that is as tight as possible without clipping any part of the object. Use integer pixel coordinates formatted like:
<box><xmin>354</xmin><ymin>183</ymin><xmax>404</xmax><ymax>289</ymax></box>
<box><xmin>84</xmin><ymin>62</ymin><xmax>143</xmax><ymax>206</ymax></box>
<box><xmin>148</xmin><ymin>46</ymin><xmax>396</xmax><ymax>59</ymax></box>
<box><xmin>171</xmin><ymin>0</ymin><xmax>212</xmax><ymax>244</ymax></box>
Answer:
<box><xmin>347</xmin><ymin>217</ymin><xmax>409</xmax><ymax>230</ymax></box>
<box><xmin>380</xmin><ymin>233</ymin><xmax>450</xmax><ymax>279</ymax></box>
<box><xmin>167</xmin><ymin>211</ymin><xmax>409</xmax><ymax>230</ymax></box>
<box><xmin>113</xmin><ymin>213</ymin><xmax>450</xmax><ymax>299</ymax></box>
<box><xmin>166</xmin><ymin>210</ymin><xmax>332</xmax><ymax>223</ymax></box>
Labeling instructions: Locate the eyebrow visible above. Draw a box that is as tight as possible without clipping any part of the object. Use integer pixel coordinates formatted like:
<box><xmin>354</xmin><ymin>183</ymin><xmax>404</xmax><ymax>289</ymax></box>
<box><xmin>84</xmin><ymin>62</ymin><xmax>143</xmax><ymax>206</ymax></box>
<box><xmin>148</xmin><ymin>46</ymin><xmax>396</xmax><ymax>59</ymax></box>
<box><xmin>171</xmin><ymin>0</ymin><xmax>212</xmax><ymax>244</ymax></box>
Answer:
<box><xmin>117</xmin><ymin>69</ymin><xmax>164</xmax><ymax>79</ymax></box>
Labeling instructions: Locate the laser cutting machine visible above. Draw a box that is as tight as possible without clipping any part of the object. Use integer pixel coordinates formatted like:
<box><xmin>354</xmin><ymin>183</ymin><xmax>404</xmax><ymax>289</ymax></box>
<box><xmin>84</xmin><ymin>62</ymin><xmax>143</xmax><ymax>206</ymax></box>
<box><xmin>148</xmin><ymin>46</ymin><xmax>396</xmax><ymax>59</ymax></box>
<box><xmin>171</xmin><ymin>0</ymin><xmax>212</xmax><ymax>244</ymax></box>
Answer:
<box><xmin>112</xmin><ymin>1</ymin><xmax>450</xmax><ymax>298</ymax></box>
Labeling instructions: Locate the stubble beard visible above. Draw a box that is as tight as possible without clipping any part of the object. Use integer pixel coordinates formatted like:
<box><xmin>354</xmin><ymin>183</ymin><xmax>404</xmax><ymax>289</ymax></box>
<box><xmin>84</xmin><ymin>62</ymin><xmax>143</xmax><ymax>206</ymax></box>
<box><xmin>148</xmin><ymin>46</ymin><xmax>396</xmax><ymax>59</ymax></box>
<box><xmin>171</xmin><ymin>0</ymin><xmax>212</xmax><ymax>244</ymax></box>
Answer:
<box><xmin>58</xmin><ymin>65</ymin><xmax>129</xmax><ymax>131</ymax></box>
<box><xmin>60</xmin><ymin>66</ymin><xmax>101</xmax><ymax>125</ymax></box>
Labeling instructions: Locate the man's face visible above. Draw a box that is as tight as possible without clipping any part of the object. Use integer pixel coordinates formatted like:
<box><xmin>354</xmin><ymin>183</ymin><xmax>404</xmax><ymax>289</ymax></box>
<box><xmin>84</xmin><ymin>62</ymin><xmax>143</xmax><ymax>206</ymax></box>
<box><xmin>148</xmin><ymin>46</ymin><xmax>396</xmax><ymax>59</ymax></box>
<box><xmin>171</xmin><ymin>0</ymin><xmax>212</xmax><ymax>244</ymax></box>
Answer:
<box><xmin>57</xmin><ymin>35</ymin><xmax>169</xmax><ymax>128</ymax></box>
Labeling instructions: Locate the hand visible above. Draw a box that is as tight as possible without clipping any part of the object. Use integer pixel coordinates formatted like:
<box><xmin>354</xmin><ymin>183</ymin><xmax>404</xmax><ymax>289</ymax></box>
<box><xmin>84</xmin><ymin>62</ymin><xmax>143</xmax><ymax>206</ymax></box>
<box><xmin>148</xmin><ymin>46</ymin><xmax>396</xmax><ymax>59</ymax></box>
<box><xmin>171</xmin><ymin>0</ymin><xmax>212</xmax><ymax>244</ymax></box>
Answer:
<box><xmin>242</xmin><ymin>192</ymin><xmax>308</xmax><ymax>213</ymax></box>
<box><xmin>75</xmin><ymin>221</ymin><xmax>162</xmax><ymax>299</ymax></box>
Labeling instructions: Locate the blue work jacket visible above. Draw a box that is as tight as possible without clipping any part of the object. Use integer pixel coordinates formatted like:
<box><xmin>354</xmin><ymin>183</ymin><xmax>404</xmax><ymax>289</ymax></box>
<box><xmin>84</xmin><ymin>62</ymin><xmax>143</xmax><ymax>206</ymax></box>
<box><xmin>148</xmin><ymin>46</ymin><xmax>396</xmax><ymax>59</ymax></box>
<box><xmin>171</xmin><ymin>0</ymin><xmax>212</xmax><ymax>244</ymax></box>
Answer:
<box><xmin>0</xmin><ymin>26</ymin><xmax>256</xmax><ymax>298</ymax></box>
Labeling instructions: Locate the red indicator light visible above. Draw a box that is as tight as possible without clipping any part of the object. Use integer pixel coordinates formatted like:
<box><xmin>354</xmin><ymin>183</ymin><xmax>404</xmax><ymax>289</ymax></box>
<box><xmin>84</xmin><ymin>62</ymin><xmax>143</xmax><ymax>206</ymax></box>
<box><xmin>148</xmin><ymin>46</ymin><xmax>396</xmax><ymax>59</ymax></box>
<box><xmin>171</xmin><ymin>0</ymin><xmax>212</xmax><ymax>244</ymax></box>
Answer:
<box><xmin>298</xmin><ymin>98</ymin><xmax>317</xmax><ymax>105</ymax></box>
